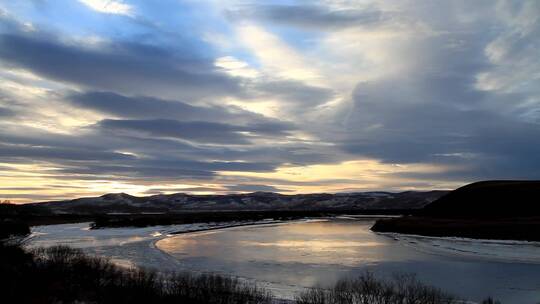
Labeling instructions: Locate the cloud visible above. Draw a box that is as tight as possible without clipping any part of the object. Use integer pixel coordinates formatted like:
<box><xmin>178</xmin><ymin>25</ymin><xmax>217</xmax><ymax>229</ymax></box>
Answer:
<box><xmin>0</xmin><ymin>106</ymin><xmax>14</xmax><ymax>117</ymax></box>
<box><xmin>143</xmin><ymin>187</ymin><xmax>226</xmax><ymax>195</ymax></box>
<box><xmin>96</xmin><ymin>118</ymin><xmax>294</xmax><ymax>144</ymax></box>
<box><xmin>338</xmin><ymin>60</ymin><xmax>540</xmax><ymax>180</ymax></box>
<box><xmin>1</xmin><ymin>0</ymin><xmax>540</xmax><ymax>202</ymax></box>
<box><xmin>77</xmin><ymin>0</ymin><xmax>134</xmax><ymax>16</ymax></box>
<box><xmin>251</xmin><ymin>80</ymin><xmax>335</xmax><ymax>106</ymax></box>
<box><xmin>0</xmin><ymin>31</ymin><xmax>241</xmax><ymax>101</ymax></box>
<box><xmin>225</xmin><ymin>184</ymin><xmax>290</xmax><ymax>192</ymax></box>
<box><xmin>68</xmin><ymin>91</ymin><xmax>298</xmax><ymax>128</ymax></box>
<box><xmin>0</xmin><ymin>143</ymin><xmax>135</xmax><ymax>161</ymax></box>
<box><xmin>226</xmin><ymin>4</ymin><xmax>386</xmax><ymax>30</ymax></box>
<box><xmin>235</xmin><ymin>24</ymin><xmax>322</xmax><ymax>83</ymax></box>
<box><xmin>474</xmin><ymin>1</ymin><xmax>540</xmax><ymax>121</ymax></box>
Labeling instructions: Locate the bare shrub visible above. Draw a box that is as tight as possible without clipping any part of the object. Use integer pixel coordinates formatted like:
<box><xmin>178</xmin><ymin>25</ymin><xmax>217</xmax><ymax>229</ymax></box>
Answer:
<box><xmin>481</xmin><ymin>298</ymin><xmax>502</xmax><ymax>304</ymax></box>
<box><xmin>165</xmin><ymin>272</ymin><xmax>272</xmax><ymax>304</ymax></box>
<box><xmin>1</xmin><ymin>243</ymin><xmax>272</xmax><ymax>304</ymax></box>
<box><xmin>296</xmin><ymin>272</ymin><xmax>456</xmax><ymax>304</ymax></box>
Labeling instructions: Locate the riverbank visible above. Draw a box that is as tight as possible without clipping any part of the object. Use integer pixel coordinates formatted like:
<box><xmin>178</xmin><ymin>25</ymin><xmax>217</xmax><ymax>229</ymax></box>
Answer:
<box><xmin>371</xmin><ymin>216</ymin><xmax>540</xmax><ymax>242</ymax></box>
<box><xmin>3</xmin><ymin>240</ymin><xmax>473</xmax><ymax>304</ymax></box>
<box><xmin>27</xmin><ymin>218</ymin><xmax>324</xmax><ymax>270</ymax></box>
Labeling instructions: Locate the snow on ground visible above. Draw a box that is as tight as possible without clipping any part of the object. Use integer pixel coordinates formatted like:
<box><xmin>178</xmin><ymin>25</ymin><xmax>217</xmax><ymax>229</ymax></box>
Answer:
<box><xmin>384</xmin><ymin>233</ymin><xmax>540</xmax><ymax>264</ymax></box>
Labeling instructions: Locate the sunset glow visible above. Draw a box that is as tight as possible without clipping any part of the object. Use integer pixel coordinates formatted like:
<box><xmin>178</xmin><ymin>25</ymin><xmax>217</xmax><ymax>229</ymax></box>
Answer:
<box><xmin>0</xmin><ymin>1</ymin><xmax>539</xmax><ymax>202</ymax></box>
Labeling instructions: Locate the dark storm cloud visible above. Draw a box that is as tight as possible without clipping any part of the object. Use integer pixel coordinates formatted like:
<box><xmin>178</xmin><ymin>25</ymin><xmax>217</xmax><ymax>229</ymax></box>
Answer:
<box><xmin>57</xmin><ymin>164</ymin><xmax>215</xmax><ymax>179</ymax></box>
<box><xmin>226</xmin><ymin>4</ymin><xmax>386</xmax><ymax>30</ymax></box>
<box><xmin>68</xmin><ymin>91</ymin><xmax>298</xmax><ymax>129</ymax></box>
<box><xmin>0</xmin><ymin>143</ymin><xmax>135</xmax><ymax>161</ymax></box>
<box><xmin>0</xmin><ymin>122</ymin><xmax>283</xmax><ymax>182</ymax></box>
<box><xmin>0</xmin><ymin>123</ymin><xmax>323</xmax><ymax>170</ymax></box>
<box><xmin>0</xmin><ymin>124</ymin><xmax>218</xmax><ymax>158</ymax></box>
<box><xmin>134</xmin><ymin>158</ymin><xmax>276</xmax><ymax>173</ymax></box>
<box><xmin>0</xmin><ymin>32</ymin><xmax>241</xmax><ymax>100</ymax></box>
<box><xmin>97</xmin><ymin>118</ymin><xmax>294</xmax><ymax>144</ymax></box>
<box><xmin>53</xmin><ymin>158</ymin><xmax>276</xmax><ymax>180</ymax></box>
<box><xmin>69</xmin><ymin>91</ymin><xmax>238</xmax><ymax>121</ymax></box>
<box><xmin>0</xmin><ymin>106</ymin><xmax>14</xmax><ymax>117</ymax></box>
<box><xmin>323</xmin><ymin>3</ymin><xmax>540</xmax><ymax>182</ymax></box>
<box><xmin>1</xmin><ymin>0</ymin><xmax>538</xmax><ymax>201</ymax></box>
<box><xmin>340</xmin><ymin>75</ymin><xmax>540</xmax><ymax>178</ymax></box>
<box><xmin>252</xmin><ymin>80</ymin><xmax>335</xmax><ymax>106</ymax></box>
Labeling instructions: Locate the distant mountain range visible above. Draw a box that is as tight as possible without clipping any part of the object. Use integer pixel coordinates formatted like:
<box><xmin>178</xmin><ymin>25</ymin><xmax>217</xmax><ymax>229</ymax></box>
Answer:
<box><xmin>32</xmin><ymin>191</ymin><xmax>448</xmax><ymax>214</ymax></box>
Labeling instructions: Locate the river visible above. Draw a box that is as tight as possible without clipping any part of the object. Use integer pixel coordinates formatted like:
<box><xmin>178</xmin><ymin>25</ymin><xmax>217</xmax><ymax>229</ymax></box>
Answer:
<box><xmin>28</xmin><ymin>218</ymin><xmax>540</xmax><ymax>303</ymax></box>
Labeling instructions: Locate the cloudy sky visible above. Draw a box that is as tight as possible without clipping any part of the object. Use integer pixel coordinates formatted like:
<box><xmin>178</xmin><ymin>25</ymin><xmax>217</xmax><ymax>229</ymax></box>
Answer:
<box><xmin>0</xmin><ymin>0</ymin><xmax>539</xmax><ymax>203</ymax></box>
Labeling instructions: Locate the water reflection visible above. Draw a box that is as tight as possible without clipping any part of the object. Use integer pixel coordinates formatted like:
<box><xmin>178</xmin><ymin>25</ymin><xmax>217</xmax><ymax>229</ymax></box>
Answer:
<box><xmin>156</xmin><ymin>219</ymin><xmax>540</xmax><ymax>303</ymax></box>
<box><xmin>158</xmin><ymin>221</ymin><xmax>390</xmax><ymax>266</ymax></box>
<box><xmin>29</xmin><ymin>223</ymin><xmax>158</xmax><ymax>248</ymax></box>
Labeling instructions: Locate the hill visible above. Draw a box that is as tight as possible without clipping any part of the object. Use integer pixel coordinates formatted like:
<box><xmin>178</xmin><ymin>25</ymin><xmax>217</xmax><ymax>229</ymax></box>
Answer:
<box><xmin>31</xmin><ymin>191</ymin><xmax>447</xmax><ymax>215</ymax></box>
<box><xmin>372</xmin><ymin>180</ymin><xmax>540</xmax><ymax>241</ymax></box>
<box><xmin>420</xmin><ymin>180</ymin><xmax>540</xmax><ymax>217</ymax></box>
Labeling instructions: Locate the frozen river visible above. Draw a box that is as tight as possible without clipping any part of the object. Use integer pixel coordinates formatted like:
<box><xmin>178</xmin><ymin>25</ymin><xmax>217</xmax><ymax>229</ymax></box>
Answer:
<box><xmin>28</xmin><ymin>219</ymin><xmax>540</xmax><ymax>303</ymax></box>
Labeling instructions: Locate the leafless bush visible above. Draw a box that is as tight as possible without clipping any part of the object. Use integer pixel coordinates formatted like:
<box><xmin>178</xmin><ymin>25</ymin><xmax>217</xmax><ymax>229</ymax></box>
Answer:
<box><xmin>296</xmin><ymin>272</ymin><xmax>456</xmax><ymax>304</ymax></box>
<box><xmin>165</xmin><ymin>272</ymin><xmax>273</xmax><ymax>304</ymax></box>
<box><xmin>1</xmin><ymin>244</ymin><xmax>272</xmax><ymax>304</ymax></box>
<box><xmin>481</xmin><ymin>298</ymin><xmax>501</xmax><ymax>304</ymax></box>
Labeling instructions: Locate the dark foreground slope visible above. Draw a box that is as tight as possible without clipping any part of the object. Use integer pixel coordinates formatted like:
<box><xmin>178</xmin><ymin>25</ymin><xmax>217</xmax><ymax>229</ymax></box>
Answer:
<box><xmin>372</xmin><ymin>181</ymin><xmax>540</xmax><ymax>241</ymax></box>
<box><xmin>0</xmin><ymin>243</ymin><xmax>273</xmax><ymax>304</ymax></box>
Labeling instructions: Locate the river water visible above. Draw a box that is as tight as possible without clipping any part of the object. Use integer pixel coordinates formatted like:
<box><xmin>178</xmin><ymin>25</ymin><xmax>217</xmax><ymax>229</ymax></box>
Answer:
<box><xmin>27</xmin><ymin>219</ymin><xmax>540</xmax><ymax>303</ymax></box>
<box><xmin>156</xmin><ymin>219</ymin><xmax>540</xmax><ymax>303</ymax></box>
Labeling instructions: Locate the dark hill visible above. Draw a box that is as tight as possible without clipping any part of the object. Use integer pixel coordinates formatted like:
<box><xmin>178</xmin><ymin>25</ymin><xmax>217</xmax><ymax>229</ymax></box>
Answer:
<box><xmin>421</xmin><ymin>180</ymin><xmax>540</xmax><ymax>217</ymax></box>
<box><xmin>372</xmin><ymin>180</ymin><xmax>540</xmax><ymax>241</ymax></box>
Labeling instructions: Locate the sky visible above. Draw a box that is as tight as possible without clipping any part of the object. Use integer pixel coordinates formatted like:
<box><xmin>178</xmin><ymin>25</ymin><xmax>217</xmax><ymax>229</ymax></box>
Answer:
<box><xmin>0</xmin><ymin>0</ymin><xmax>539</xmax><ymax>203</ymax></box>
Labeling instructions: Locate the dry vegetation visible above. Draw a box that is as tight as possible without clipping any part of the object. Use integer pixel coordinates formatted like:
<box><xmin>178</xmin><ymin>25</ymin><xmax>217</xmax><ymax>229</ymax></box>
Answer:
<box><xmin>295</xmin><ymin>272</ymin><xmax>456</xmax><ymax>304</ymax></box>
<box><xmin>0</xmin><ymin>242</ymin><xmax>272</xmax><ymax>304</ymax></box>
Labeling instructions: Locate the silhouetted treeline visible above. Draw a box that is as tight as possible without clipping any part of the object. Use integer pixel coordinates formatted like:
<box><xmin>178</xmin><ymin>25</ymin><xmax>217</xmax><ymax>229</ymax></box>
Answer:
<box><xmin>90</xmin><ymin>209</ymin><xmax>406</xmax><ymax>229</ymax></box>
<box><xmin>0</xmin><ymin>202</ymin><xmax>51</xmax><ymax>217</ymax></box>
<box><xmin>0</xmin><ymin>202</ymin><xmax>89</xmax><ymax>226</ymax></box>
<box><xmin>1</xmin><ymin>200</ymin><xmax>410</xmax><ymax>228</ymax></box>
<box><xmin>0</xmin><ymin>219</ymin><xmax>29</xmax><ymax>239</ymax></box>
